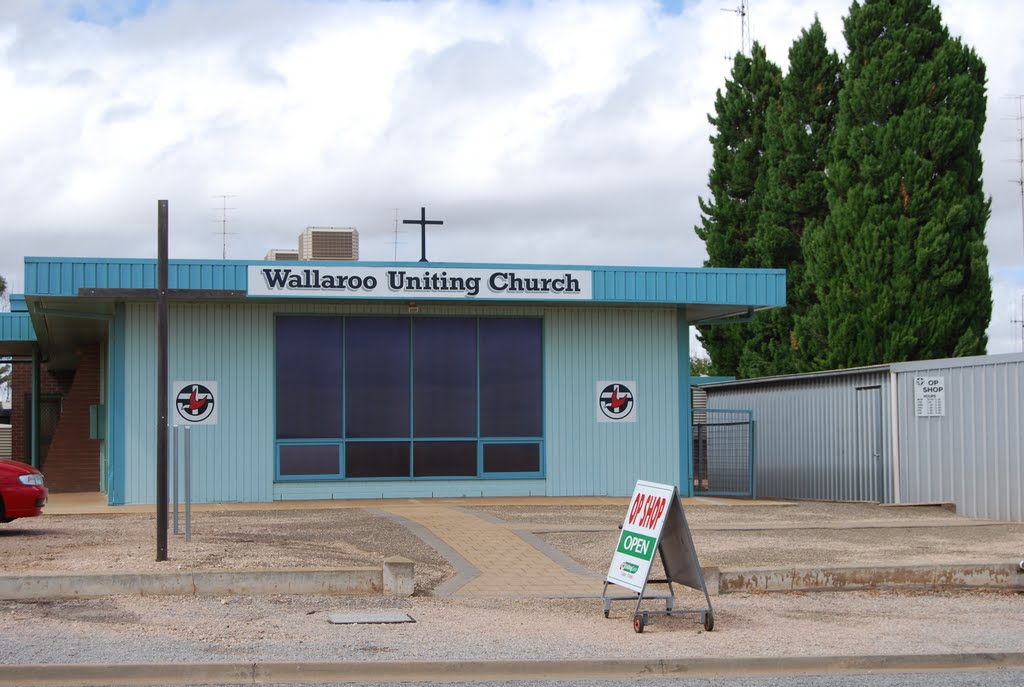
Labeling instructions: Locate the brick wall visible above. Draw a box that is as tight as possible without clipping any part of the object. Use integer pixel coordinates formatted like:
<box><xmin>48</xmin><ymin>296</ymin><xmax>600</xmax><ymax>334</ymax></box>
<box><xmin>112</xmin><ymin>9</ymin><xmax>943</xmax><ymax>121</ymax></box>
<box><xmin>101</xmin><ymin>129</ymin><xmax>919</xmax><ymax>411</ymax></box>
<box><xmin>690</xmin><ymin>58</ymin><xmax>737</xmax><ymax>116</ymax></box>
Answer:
<box><xmin>10</xmin><ymin>345</ymin><xmax>102</xmax><ymax>492</ymax></box>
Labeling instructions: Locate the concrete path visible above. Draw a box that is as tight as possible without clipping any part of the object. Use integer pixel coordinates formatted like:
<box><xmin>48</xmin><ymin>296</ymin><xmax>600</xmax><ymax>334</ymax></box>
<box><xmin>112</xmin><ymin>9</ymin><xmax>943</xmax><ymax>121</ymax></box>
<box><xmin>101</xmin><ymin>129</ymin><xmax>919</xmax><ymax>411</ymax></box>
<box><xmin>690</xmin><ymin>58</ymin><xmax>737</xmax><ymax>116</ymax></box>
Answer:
<box><xmin>380</xmin><ymin>503</ymin><xmax>602</xmax><ymax>597</ymax></box>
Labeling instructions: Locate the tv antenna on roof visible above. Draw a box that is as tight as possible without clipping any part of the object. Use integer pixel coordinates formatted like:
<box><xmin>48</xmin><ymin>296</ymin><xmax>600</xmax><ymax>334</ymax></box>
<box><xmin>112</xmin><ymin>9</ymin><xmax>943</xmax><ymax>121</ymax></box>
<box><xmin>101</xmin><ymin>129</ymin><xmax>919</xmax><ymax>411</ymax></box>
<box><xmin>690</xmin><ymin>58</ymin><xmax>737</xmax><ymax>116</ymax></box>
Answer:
<box><xmin>1013</xmin><ymin>295</ymin><xmax>1024</xmax><ymax>353</ymax></box>
<box><xmin>721</xmin><ymin>0</ymin><xmax>750</xmax><ymax>57</ymax></box>
<box><xmin>212</xmin><ymin>194</ymin><xmax>237</xmax><ymax>259</ymax></box>
<box><xmin>391</xmin><ymin>208</ymin><xmax>407</xmax><ymax>261</ymax></box>
<box><xmin>1005</xmin><ymin>95</ymin><xmax>1024</xmax><ymax>253</ymax></box>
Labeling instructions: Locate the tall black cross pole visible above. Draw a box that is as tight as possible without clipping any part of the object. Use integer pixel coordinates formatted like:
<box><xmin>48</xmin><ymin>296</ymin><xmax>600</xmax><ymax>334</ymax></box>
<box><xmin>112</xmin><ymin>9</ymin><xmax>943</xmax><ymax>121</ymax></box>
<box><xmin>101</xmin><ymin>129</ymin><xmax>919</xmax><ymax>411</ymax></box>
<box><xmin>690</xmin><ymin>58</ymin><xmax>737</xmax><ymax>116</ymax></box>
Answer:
<box><xmin>403</xmin><ymin>207</ymin><xmax>443</xmax><ymax>262</ymax></box>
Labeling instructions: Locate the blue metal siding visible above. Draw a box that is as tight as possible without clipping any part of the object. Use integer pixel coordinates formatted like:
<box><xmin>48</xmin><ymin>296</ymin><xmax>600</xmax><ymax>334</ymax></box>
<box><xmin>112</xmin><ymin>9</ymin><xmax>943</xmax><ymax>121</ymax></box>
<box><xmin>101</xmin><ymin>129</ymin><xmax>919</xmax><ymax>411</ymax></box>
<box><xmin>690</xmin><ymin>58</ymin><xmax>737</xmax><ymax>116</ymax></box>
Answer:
<box><xmin>117</xmin><ymin>300</ymin><xmax>684</xmax><ymax>503</ymax></box>
<box><xmin>678</xmin><ymin>312</ymin><xmax>692</xmax><ymax>496</ymax></box>
<box><xmin>544</xmin><ymin>307</ymin><xmax>680</xmax><ymax>496</ymax></box>
<box><xmin>107</xmin><ymin>305</ymin><xmax>127</xmax><ymax>504</ymax></box>
<box><xmin>24</xmin><ymin>258</ymin><xmax>250</xmax><ymax>296</ymax></box>
<box><xmin>590</xmin><ymin>267</ymin><xmax>784</xmax><ymax>305</ymax></box>
<box><xmin>0</xmin><ymin>313</ymin><xmax>35</xmax><ymax>341</ymax></box>
<box><xmin>121</xmin><ymin>302</ymin><xmax>275</xmax><ymax>504</ymax></box>
<box><xmin>24</xmin><ymin>258</ymin><xmax>784</xmax><ymax>307</ymax></box>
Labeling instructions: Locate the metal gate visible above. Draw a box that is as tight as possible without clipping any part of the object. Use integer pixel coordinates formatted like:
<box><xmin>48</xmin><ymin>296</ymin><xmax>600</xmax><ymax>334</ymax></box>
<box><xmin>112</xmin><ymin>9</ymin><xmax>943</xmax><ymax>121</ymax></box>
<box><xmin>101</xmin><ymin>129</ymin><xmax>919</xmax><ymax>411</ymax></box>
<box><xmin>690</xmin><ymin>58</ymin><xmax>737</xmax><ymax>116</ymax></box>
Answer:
<box><xmin>692</xmin><ymin>409</ymin><xmax>754</xmax><ymax>497</ymax></box>
<box><xmin>24</xmin><ymin>393</ymin><xmax>62</xmax><ymax>468</ymax></box>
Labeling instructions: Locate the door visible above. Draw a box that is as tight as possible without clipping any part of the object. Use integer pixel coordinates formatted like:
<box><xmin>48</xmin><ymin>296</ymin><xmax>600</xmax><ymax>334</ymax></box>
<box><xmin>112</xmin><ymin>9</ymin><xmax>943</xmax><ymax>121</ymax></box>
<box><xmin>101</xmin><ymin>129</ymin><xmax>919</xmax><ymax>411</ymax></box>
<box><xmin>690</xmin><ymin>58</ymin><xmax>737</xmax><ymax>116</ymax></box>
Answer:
<box><xmin>855</xmin><ymin>385</ymin><xmax>884</xmax><ymax>502</ymax></box>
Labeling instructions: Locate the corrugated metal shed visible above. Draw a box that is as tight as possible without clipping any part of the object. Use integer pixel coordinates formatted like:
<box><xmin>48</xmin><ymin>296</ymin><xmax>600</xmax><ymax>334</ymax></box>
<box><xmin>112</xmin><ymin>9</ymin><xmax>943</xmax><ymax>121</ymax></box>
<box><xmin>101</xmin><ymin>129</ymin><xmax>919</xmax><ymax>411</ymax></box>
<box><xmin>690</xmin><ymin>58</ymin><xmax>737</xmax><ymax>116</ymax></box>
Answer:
<box><xmin>700</xmin><ymin>354</ymin><xmax>1024</xmax><ymax>522</ymax></box>
<box><xmin>700</xmin><ymin>366</ymin><xmax>894</xmax><ymax>503</ymax></box>
<box><xmin>891</xmin><ymin>355</ymin><xmax>1024</xmax><ymax>522</ymax></box>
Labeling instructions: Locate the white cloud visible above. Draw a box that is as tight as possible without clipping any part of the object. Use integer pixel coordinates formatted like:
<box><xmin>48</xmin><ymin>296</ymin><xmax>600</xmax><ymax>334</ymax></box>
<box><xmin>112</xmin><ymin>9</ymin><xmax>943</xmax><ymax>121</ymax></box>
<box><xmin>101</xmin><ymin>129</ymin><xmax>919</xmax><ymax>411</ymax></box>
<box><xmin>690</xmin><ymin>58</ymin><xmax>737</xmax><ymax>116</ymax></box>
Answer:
<box><xmin>0</xmin><ymin>0</ymin><xmax>1021</xmax><ymax>354</ymax></box>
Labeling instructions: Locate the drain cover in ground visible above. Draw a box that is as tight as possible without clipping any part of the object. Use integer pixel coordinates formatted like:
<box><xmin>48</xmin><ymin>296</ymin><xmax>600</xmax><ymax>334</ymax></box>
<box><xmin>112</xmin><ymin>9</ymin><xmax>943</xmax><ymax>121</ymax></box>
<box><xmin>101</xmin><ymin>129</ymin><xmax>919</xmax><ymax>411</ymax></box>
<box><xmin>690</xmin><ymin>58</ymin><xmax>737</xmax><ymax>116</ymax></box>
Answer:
<box><xmin>328</xmin><ymin>612</ymin><xmax>415</xmax><ymax>625</ymax></box>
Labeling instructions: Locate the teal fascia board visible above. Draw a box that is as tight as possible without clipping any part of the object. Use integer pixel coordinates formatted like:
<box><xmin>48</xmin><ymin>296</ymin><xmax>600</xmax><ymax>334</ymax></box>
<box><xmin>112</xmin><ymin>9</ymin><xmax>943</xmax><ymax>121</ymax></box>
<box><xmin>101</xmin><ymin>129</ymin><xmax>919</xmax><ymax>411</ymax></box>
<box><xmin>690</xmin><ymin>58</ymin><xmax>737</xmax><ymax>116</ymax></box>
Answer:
<box><xmin>25</xmin><ymin>257</ymin><xmax>785</xmax><ymax>308</ymax></box>
<box><xmin>0</xmin><ymin>313</ymin><xmax>36</xmax><ymax>342</ymax></box>
<box><xmin>24</xmin><ymin>257</ymin><xmax>250</xmax><ymax>296</ymax></box>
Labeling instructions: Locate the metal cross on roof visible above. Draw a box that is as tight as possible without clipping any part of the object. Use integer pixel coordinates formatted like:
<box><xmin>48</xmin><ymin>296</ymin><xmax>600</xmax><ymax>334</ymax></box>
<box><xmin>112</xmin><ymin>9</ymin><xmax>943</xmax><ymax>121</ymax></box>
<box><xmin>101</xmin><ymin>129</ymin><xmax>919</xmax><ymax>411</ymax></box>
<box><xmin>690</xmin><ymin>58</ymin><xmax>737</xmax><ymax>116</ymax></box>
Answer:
<box><xmin>402</xmin><ymin>207</ymin><xmax>443</xmax><ymax>263</ymax></box>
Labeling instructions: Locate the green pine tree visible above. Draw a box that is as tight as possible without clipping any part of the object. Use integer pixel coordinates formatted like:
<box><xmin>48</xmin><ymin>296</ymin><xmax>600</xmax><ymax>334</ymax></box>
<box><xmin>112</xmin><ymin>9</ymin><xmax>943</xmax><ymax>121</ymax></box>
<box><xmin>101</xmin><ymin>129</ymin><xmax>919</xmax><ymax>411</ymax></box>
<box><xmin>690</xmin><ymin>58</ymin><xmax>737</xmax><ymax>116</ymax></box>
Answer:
<box><xmin>740</xmin><ymin>19</ymin><xmax>842</xmax><ymax>377</ymax></box>
<box><xmin>695</xmin><ymin>43</ymin><xmax>782</xmax><ymax>375</ymax></box>
<box><xmin>798</xmin><ymin>0</ymin><xmax>991</xmax><ymax>368</ymax></box>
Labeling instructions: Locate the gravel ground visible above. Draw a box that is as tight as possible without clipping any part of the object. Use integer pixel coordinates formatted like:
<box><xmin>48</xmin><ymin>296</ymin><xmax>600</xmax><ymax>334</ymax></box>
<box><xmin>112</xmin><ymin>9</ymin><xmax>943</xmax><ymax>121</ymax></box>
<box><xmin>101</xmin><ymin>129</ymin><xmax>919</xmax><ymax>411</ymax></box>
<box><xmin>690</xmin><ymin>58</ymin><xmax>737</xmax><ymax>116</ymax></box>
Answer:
<box><xmin>2</xmin><ymin>500</ymin><xmax>1023</xmax><ymax>667</ymax></box>
<box><xmin>466</xmin><ymin>502</ymin><xmax>1024</xmax><ymax>570</ymax></box>
<box><xmin>3</xmin><ymin>501</ymin><xmax>1021</xmax><ymax>586</ymax></box>
<box><xmin>1</xmin><ymin>589</ymin><xmax>1022</xmax><ymax>664</ymax></box>
<box><xmin>0</xmin><ymin>509</ymin><xmax>456</xmax><ymax>595</ymax></box>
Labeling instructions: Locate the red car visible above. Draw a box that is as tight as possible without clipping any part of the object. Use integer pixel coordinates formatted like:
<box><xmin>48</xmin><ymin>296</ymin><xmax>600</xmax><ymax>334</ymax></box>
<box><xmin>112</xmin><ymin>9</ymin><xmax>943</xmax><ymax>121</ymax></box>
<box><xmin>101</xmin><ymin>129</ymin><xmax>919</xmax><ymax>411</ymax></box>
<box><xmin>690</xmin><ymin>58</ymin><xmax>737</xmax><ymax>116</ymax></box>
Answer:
<box><xmin>0</xmin><ymin>459</ymin><xmax>48</xmax><ymax>523</ymax></box>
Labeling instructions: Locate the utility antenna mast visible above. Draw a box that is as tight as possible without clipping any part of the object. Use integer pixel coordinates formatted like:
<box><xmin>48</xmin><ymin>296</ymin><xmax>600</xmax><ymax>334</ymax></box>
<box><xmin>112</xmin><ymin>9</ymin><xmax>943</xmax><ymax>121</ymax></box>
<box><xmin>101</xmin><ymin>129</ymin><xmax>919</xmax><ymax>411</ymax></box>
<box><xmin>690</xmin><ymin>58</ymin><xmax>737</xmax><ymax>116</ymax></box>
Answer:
<box><xmin>1007</xmin><ymin>95</ymin><xmax>1024</xmax><ymax>252</ymax></box>
<box><xmin>721</xmin><ymin>0</ymin><xmax>751</xmax><ymax>57</ymax></box>
<box><xmin>1013</xmin><ymin>296</ymin><xmax>1024</xmax><ymax>353</ymax></box>
<box><xmin>392</xmin><ymin>208</ymin><xmax>407</xmax><ymax>261</ymax></box>
<box><xmin>212</xmin><ymin>195</ymin><xmax>237</xmax><ymax>259</ymax></box>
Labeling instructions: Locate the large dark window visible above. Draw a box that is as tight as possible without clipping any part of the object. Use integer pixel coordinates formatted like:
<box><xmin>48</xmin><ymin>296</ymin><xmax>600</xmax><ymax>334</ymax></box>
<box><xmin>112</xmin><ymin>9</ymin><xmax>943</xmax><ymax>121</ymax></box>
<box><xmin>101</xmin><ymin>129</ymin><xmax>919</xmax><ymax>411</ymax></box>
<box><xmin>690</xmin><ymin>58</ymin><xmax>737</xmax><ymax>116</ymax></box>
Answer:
<box><xmin>275</xmin><ymin>316</ymin><xmax>543</xmax><ymax>481</ymax></box>
<box><xmin>480</xmin><ymin>318</ymin><xmax>543</xmax><ymax>437</ymax></box>
<box><xmin>346</xmin><ymin>317</ymin><xmax>410</xmax><ymax>438</ymax></box>
<box><xmin>413</xmin><ymin>318</ymin><xmax>476</xmax><ymax>437</ymax></box>
<box><xmin>276</xmin><ymin>317</ymin><xmax>342</xmax><ymax>439</ymax></box>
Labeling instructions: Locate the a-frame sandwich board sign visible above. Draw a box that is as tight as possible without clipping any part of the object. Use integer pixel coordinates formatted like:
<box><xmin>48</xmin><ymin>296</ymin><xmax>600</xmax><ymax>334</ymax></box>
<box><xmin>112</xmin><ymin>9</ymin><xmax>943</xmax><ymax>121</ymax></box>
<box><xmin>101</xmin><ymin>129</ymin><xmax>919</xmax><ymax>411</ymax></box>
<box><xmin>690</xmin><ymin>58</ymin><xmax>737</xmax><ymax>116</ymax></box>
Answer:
<box><xmin>603</xmin><ymin>479</ymin><xmax>714</xmax><ymax>633</ymax></box>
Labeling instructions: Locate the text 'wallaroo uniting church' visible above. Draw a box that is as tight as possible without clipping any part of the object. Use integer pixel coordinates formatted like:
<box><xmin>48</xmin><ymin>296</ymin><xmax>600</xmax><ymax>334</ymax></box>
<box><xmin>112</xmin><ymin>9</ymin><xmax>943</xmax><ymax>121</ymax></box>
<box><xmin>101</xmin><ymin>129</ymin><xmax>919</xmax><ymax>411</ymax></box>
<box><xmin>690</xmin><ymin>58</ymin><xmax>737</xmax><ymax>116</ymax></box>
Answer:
<box><xmin>247</xmin><ymin>266</ymin><xmax>593</xmax><ymax>300</ymax></box>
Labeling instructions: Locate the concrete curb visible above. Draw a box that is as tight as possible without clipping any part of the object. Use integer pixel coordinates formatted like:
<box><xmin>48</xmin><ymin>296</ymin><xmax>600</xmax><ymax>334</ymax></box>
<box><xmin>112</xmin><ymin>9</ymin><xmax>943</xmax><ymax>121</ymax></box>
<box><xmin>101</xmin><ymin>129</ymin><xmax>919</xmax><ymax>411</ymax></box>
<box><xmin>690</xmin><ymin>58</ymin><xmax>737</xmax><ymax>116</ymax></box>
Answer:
<box><xmin>1</xmin><ymin>561</ymin><xmax>1019</xmax><ymax>601</ymax></box>
<box><xmin>0</xmin><ymin>564</ymin><xmax>416</xmax><ymax>601</ymax></box>
<box><xmin>2</xmin><ymin>652</ymin><xmax>1023</xmax><ymax>686</ymax></box>
<box><xmin>717</xmin><ymin>561</ymin><xmax>1024</xmax><ymax>594</ymax></box>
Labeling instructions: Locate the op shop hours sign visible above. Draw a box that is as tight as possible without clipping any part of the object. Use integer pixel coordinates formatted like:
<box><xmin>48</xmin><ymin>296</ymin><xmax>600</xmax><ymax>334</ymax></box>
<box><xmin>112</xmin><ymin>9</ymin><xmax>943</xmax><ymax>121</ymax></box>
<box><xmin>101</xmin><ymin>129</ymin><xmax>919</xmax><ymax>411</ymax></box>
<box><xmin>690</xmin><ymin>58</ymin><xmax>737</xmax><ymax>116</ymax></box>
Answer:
<box><xmin>607</xmin><ymin>480</ymin><xmax>673</xmax><ymax>593</ymax></box>
<box><xmin>914</xmin><ymin>376</ymin><xmax>946</xmax><ymax>417</ymax></box>
<box><xmin>173</xmin><ymin>381</ymin><xmax>218</xmax><ymax>426</ymax></box>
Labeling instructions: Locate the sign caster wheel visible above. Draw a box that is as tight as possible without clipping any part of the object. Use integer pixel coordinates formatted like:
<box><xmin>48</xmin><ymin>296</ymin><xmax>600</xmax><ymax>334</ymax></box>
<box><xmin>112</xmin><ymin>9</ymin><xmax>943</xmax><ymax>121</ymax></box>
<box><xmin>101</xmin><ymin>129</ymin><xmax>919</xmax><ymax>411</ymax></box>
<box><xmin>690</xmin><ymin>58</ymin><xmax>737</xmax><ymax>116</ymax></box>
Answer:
<box><xmin>703</xmin><ymin>612</ymin><xmax>714</xmax><ymax>632</ymax></box>
<box><xmin>603</xmin><ymin>610</ymin><xmax>610</xmax><ymax>618</ymax></box>
<box><xmin>633</xmin><ymin>614</ymin><xmax>645</xmax><ymax>633</ymax></box>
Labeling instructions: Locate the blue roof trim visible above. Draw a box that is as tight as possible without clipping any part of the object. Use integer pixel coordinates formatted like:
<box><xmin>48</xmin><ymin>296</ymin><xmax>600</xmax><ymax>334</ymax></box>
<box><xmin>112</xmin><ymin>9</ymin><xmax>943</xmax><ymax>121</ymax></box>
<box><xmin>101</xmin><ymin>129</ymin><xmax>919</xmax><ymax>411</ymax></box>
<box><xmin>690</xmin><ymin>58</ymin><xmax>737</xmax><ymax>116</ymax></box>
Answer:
<box><xmin>0</xmin><ymin>313</ymin><xmax>36</xmax><ymax>342</ymax></box>
<box><xmin>25</xmin><ymin>257</ymin><xmax>250</xmax><ymax>295</ymax></box>
<box><xmin>23</xmin><ymin>257</ymin><xmax>786</xmax><ymax>307</ymax></box>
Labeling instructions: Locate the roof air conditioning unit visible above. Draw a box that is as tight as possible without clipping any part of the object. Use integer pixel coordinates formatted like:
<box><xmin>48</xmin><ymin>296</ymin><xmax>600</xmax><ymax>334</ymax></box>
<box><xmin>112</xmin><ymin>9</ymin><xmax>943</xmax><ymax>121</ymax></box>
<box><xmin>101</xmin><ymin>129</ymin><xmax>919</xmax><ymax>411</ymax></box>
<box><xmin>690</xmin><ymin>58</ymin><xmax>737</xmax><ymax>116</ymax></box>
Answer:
<box><xmin>299</xmin><ymin>227</ymin><xmax>359</xmax><ymax>261</ymax></box>
<box><xmin>264</xmin><ymin>249</ymin><xmax>299</xmax><ymax>261</ymax></box>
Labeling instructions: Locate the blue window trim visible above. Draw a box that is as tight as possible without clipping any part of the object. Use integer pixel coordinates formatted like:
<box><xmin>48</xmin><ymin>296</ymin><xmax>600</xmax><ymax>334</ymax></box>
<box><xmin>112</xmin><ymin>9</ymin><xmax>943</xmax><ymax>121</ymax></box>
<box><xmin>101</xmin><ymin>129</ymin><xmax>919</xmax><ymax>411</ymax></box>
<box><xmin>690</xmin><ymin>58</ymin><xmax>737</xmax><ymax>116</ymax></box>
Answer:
<box><xmin>273</xmin><ymin>314</ymin><xmax>546</xmax><ymax>483</ymax></box>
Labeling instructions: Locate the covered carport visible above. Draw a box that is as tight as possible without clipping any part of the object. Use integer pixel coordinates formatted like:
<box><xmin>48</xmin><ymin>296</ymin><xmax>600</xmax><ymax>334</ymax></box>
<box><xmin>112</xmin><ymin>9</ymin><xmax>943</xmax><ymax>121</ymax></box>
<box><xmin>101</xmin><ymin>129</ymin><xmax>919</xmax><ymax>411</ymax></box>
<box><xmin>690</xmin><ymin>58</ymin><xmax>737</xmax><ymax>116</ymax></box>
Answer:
<box><xmin>0</xmin><ymin>293</ymin><xmax>110</xmax><ymax>492</ymax></box>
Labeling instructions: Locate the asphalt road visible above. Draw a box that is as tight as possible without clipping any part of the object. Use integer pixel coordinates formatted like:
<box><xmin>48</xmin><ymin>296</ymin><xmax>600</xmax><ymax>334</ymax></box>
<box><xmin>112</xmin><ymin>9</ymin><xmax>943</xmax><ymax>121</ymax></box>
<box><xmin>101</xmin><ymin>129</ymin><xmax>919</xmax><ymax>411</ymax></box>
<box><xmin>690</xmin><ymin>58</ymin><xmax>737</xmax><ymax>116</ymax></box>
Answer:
<box><xmin>93</xmin><ymin>670</ymin><xmax>1024</xmax><ymax>687</ymax></box>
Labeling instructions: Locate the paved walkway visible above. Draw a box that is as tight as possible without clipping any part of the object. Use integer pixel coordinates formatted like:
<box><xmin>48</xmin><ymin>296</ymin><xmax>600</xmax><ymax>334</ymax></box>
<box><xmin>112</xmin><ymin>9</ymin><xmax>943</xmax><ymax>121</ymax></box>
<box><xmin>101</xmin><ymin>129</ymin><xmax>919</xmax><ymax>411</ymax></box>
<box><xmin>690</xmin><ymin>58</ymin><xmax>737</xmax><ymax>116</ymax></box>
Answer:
<box><xmin>380</xmin><ymin>503</ymin><xmax>603</xmax><ymax>597</ymax></box>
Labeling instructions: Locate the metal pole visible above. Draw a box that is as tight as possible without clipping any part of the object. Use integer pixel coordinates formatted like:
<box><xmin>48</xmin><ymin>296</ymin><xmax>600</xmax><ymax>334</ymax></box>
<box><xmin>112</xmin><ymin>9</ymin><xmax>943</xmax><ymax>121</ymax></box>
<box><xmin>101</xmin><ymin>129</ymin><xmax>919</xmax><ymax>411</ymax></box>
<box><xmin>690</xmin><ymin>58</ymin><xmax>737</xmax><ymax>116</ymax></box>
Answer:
<box><xmin>156</xmin><ymin>200</ymin><xmax>169</xmax><ymax>561</ymax></box>
<box><xmin>30</xmin><ymin>347</ymin><xmax>40</xmax><ymax>470</ymax></box>
<box><xmin>184</xmin><ymin>427</ymin><xmax>191</xmax><ymax>543</ymax></box>
<box><xmin>172</xmin><ymin>425</ymin><xmax>179</xmax><ymax>535</ymax></box>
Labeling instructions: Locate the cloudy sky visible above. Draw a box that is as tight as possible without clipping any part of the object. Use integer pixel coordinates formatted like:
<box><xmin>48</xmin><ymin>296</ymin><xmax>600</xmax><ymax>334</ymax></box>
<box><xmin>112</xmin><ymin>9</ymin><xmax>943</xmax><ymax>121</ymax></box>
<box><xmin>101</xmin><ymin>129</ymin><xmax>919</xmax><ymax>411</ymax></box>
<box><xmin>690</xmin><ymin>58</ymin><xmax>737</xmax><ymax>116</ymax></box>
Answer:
<box><xmin>1</xmin><ymin>0</ymin><xmax>1022</xmax><ymax>354</ymax></box>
